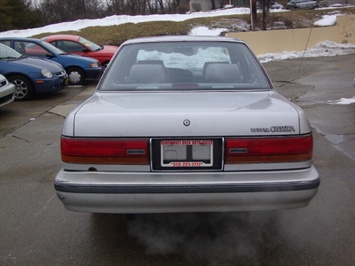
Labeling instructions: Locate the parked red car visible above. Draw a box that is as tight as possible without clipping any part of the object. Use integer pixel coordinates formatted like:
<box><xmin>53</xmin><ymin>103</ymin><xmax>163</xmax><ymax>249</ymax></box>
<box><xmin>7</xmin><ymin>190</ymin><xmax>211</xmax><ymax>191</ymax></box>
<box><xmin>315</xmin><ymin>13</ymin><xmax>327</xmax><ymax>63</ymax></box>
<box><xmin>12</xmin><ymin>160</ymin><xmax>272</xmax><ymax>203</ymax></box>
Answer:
<box><xmin>42</xmin><ymin>34</ymin><xmax>118</xmax><ymax>67</ymax></box>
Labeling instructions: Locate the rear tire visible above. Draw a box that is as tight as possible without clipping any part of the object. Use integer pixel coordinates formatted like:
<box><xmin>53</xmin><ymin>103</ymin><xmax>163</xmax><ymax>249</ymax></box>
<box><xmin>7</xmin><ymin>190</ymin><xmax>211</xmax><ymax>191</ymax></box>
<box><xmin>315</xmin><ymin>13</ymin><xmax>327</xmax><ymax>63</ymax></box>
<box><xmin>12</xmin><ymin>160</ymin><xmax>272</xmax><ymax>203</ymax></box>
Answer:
<box><xmin>66</xmin><ymin>67</ymin><xmax>85</xmax><ymax>85</ymax></box>
<box><xmin>8</xmin><ymin>75</ymin><xmax>34</xmax><ymax>101</ymax></box>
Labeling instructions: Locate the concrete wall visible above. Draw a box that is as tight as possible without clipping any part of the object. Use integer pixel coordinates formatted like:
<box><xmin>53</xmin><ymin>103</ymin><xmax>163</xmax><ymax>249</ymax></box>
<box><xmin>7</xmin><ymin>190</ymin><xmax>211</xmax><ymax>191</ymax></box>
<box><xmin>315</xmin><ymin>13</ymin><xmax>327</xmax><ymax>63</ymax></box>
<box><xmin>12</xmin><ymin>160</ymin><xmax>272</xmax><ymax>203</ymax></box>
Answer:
<box><xmin>325</xmin><ymin>0</ymin><xmax>355</xmax><ymax>5</ymax></box>
<box><xmin>225</xmin><ymin>15</ymin><xmax>355</xmax><ymax>55</ymax></box>
<box><xmin>190</xmin><ymin>0</ymin><xmax>222</xmax><ymax>12</ymax></box>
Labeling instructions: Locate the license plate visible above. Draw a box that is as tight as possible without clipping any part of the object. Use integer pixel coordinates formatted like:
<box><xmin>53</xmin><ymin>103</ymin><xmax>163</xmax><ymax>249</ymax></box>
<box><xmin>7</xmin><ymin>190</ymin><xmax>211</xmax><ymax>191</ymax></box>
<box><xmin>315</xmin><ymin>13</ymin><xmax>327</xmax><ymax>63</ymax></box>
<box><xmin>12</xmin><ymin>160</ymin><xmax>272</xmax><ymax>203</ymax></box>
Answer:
<box><xmin>160</xmin><ymin>140</ymin><xmax>213</xmax><ymax>167</ymax></box>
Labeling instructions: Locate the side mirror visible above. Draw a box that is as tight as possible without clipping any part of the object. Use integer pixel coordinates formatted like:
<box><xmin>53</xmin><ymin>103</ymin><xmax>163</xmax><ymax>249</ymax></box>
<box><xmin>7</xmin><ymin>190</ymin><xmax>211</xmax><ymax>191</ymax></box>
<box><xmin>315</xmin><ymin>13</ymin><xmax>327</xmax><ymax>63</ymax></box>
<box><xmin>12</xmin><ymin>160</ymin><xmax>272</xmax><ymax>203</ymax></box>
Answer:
<box><xmin>45</xmin><ymin>53</ymin><xmax>55</xmax><ymax>58</ymax></box>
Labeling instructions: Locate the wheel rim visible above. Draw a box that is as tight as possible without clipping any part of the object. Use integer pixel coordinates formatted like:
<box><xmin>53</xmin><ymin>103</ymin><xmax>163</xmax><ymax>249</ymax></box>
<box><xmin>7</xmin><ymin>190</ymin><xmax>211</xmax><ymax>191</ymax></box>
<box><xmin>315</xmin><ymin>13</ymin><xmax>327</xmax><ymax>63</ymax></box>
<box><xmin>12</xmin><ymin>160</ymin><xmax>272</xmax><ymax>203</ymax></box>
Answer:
<box><xmin>13</xmin><ymin>79</ymin><xmax>28</xmax><ymax>99</ymax></box>
<box><xmin>68</xmin><ymin>70</ymin><xmax>82</xmax><ymax>84</ymax></box>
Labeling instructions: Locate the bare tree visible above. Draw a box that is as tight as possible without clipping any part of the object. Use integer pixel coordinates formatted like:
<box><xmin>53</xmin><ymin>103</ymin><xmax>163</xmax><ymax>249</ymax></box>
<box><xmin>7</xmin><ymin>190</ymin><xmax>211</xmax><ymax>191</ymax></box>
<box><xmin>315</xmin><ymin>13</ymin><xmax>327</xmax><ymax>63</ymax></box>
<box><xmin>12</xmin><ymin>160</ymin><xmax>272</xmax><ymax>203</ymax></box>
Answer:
<box><xmin>211</xmin><ymin>0</ymin><xmax>216</xmax><ymax>10</ymax></box>
<box><xmin>36</xmin><ymin>0</ymin><xmax>186</xmax><ymax>24</ymax></box>
<box><xmin>260</xmin><ymin>0</ymin><xmax>271</xmax><ymax>30</ymax></box>
<box><xmin>156</xmin><ymin>0</ymin><xmax>165</xmax><ymax>13</ymax></box>
<box><xmin>105</xmin><ymin>0</ymin><xmax>125</xmax><ymax>15</ymax></box>
<box><xmin>39</xmin><ymin>0</ymin><xmax>106</xmax><ymax>24</ymax></box>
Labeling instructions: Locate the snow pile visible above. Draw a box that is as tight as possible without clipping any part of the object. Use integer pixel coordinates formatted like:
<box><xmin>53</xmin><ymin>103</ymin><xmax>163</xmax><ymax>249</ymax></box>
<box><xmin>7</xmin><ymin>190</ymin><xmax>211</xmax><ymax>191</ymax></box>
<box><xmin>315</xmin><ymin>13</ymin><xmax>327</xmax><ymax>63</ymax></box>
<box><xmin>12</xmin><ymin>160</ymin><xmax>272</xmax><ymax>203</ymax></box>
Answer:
<box><xmin>258</xmin><ymin>41</ymin><xmax>355</xmax><ymax>63</ymax></box>
<box><xmin>0</xmin><ymin>8</ymin><xmax>345</xmax><ymax>38</ymax></box>
<box><xmin>327</xmin><ymin>97</ymin><xmax>355</xmax><ymax>105</ymax></box>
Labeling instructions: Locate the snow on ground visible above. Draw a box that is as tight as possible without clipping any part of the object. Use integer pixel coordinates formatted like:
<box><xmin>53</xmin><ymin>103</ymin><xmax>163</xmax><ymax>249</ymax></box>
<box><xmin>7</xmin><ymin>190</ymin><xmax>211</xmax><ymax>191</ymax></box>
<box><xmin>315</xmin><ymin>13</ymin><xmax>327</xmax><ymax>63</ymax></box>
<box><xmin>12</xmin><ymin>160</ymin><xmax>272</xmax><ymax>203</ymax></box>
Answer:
<box><xmin>189</xmin><ymin>26</ymin><xmax>228</xmax><ymax>36</ymax></box>
<box><xmin>327</xmin><ymin>97</ymin><xmax>355</xmax><ymax>105</ymax></box>
<box><xmin>258</xmin><ymin>41</ymin><xmax>355</xmax><ymax>63</ymax></box>
<box><xmin>314</xmin><ymin>14</ymin><xmax>340</xmax><ymax>26</ymax></box>
<box><xmin>0</xmin><ymin>7</ymin><xmax>344</xmax><ymax>38</ymax></box>
<box><xmin>0</xmin><ymin>6</ymin><xmax>354</xmax><ymax>64</ymax></box>
<box><xmin>0</xmin><ymin>8</ymin><xmax>251</xmax><ymax>38</ymax></box>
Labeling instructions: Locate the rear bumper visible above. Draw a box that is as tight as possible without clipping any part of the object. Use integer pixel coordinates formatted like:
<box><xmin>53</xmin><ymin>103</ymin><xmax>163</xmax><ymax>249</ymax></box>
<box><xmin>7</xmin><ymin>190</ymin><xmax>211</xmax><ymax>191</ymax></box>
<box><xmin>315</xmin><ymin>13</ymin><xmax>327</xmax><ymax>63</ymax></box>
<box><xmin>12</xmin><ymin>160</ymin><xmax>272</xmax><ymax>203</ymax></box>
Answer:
<box><xmin>54</xmin><ymin>166</ymin><xmax>320</xmax><ymax>213</ymax></box>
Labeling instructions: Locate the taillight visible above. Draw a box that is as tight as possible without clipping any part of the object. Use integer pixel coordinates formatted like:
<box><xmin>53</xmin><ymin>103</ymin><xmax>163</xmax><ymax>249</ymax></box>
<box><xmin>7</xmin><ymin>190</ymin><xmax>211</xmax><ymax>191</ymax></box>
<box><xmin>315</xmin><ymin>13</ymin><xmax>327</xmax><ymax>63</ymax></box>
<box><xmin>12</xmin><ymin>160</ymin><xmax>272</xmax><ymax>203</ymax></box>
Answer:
<box><xmin>61</xmin><ymin>137</ymin><xmax>149</xmax><ymax>164</ymax></box>
<box><xmin>225</xmin><ymin>135</ymin><xmax>313</xmax><ymax>164</ymax></box>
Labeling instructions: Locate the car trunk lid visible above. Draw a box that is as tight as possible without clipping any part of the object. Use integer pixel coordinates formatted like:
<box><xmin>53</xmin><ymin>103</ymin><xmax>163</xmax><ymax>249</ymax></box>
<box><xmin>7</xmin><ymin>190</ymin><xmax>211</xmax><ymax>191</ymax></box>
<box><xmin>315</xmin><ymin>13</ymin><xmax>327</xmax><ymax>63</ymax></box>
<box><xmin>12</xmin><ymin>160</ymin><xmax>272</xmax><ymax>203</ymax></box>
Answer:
<box><xmin>69</xmin><ymin>91</ymin><xmax>305</xmax><ymax>137</ymax></box>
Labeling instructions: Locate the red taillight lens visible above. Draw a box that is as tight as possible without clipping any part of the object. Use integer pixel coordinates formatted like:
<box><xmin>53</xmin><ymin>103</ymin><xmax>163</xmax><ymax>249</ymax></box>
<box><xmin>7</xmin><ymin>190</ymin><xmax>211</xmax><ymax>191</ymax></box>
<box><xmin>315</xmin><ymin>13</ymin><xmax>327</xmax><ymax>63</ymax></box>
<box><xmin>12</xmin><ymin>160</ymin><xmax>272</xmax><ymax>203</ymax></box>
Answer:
<box><xmin>225</xmin><ymin>135</ymin><xmax>313</xmax><ymax>164</ymax></box>
<box><xmin>61</xmin><ymin>137</ymin><xmax>149</xmax><ymax>164</ymax></box>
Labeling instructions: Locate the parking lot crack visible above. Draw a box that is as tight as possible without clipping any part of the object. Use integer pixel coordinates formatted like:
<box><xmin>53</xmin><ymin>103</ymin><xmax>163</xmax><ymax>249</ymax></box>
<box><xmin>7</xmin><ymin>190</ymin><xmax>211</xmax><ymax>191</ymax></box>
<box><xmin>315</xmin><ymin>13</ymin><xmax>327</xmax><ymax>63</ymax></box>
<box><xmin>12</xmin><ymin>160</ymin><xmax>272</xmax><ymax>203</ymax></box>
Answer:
<box><xmin>12</xmin><ymin>135</ymin><xmax>32</xmax><ymax>144</ymax></box>
<box><xmin>47</xmin><ymin>110</ymin><xmax>66</xmax><ymax>119</ymax></box>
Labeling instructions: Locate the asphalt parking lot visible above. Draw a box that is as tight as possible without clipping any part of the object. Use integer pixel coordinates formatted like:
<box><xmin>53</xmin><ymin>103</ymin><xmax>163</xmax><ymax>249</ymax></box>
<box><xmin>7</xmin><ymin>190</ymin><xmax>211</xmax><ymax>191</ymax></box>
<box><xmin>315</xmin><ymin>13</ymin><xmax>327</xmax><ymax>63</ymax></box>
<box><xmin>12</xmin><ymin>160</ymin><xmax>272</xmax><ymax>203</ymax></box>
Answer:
<box><xmin>0</xmin><ymin>54</ymin><xmax>354</xmax><ymax>266</ymax></box>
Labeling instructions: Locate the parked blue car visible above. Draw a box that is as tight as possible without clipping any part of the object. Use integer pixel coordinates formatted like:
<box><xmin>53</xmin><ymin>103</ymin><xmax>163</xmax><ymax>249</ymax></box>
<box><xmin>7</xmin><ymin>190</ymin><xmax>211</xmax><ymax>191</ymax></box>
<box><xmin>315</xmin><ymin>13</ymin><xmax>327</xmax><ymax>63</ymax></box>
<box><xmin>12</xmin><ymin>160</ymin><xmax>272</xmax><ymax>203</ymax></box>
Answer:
<box><xmin>0</xmin><ymin>43</ymin><xmax>68</xmax><ymax>100</ymax></box>
<box><xmin>0</xmin><ymin>37</ymin><xmax>103</xmax><ymax>85</ymax></box>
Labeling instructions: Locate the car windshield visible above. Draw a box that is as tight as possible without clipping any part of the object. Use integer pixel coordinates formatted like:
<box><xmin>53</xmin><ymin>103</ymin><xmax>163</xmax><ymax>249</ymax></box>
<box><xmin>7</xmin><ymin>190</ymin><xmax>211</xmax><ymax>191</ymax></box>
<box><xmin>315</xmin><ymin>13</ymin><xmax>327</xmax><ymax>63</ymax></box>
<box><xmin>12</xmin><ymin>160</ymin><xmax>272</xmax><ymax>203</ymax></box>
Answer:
<box><xmin>0</xmin><ymin>43</ymin><xmax>22</xmax><ymax>59</ymax></box>
<box><xmin>100</xmin><ymin>41</ymin><xmax>271</xmax><ymax>91</ymax></box>
<box><xmin>78</xmin><ymin>37</ymin><xmax>101</xmax><ymax>51</ymax></box>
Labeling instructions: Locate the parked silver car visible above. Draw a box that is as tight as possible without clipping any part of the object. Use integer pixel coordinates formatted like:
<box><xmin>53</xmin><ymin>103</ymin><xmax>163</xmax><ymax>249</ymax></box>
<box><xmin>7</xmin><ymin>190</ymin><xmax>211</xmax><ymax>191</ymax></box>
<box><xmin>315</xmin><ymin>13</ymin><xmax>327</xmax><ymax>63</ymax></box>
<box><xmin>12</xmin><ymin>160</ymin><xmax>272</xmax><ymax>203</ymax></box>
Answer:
<box><xmin>55</xmin><ymin>36</ymin><xmax>320</xmax><ymax>213</ymax></box>
<box><xmin>287</xmin><ymin>0</ymin><xmax>318</xmax><ymax>9</ymax></box>
<box><xmin>270</xmin><ymin>1</ymin><xmax>284</xmax><ymax>9</ymax></box>
<box><xmin>0</xmin><ymin>74</ymin><xmax>15</xmax><ymax>107</ymax></box>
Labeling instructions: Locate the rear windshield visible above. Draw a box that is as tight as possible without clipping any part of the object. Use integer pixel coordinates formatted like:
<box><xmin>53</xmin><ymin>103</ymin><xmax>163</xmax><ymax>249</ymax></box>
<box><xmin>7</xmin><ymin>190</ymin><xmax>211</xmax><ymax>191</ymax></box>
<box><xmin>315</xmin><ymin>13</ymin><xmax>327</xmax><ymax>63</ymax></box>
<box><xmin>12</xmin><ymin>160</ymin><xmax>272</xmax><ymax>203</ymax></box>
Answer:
<box><xmin>100</xmin><ymin>41</ymin><xmax>271</xmax><ymax>91</ymax></box>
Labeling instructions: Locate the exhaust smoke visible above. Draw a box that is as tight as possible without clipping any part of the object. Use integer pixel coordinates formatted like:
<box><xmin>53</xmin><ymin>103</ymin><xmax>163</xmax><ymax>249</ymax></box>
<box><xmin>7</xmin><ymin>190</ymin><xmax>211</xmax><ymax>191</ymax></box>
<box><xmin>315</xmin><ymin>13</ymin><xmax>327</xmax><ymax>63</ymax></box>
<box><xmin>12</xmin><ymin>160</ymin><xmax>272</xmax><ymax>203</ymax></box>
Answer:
<box><xmin>127</xmin><ymin>212</ymin><xmax>277</xmax><ymax>265</ymax></box>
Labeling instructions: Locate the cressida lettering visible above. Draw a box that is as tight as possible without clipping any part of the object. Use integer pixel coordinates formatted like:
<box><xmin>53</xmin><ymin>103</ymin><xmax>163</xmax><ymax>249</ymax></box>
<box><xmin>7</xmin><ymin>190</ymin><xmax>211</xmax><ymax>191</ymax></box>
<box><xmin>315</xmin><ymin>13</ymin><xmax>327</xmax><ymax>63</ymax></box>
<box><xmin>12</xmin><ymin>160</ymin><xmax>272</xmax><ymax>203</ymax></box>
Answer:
<box><xmin>250</xmin><ymin>126</ymin><xmax>296</xmax><ymax>133</ymax></box>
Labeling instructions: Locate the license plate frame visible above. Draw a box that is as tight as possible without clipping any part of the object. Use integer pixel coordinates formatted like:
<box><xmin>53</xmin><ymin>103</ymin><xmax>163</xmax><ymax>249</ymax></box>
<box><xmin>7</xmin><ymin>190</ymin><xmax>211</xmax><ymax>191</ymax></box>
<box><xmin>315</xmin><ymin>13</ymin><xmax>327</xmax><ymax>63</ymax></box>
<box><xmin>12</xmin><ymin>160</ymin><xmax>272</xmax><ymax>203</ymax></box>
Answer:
<box><xmin>151</xmin><ymin>138</ymin><xmax>223</xmax><ymax>171</ymax></box>
<box><xmin>160</xmin><ymin>139</ymin><xmax>213</xmax><ymax>168</ymax></box>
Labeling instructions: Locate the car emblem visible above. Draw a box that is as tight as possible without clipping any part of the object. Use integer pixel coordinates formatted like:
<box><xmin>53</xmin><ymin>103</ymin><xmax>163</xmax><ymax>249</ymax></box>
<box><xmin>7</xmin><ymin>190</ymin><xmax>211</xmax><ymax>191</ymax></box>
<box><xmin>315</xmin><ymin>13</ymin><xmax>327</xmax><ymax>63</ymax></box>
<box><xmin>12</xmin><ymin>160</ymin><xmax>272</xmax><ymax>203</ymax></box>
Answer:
<box><xmin>183</xmin><ymin>119</ymin><xmax>190</xmax><ymax>126</ymax></box>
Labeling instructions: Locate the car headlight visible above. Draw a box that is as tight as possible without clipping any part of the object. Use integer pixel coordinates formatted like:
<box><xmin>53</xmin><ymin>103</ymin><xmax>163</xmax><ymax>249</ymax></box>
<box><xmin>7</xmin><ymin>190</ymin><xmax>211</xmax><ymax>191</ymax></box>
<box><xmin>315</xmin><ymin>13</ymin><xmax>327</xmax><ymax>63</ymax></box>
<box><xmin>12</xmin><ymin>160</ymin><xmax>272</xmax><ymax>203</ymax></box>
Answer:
<box><xmin>90</xmin><ymin>62</ymin><xmax>99</xmax><ymax>68</ymax></box>
<box><xmin>41</xmin><ymin>68</ymin><xmax>53</xmax><ymax>78</ymax></box>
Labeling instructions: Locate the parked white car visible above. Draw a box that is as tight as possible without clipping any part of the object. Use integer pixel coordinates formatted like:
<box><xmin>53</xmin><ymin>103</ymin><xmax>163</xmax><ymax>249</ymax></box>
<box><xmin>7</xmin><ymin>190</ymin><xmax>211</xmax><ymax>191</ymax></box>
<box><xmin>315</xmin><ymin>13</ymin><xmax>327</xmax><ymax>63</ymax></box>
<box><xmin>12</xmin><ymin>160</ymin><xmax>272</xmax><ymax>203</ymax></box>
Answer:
<box><xmin>0</xmin><ymin>74</ymin><xmax>15</xmax><ymax>107</ymax></box>
<box><xmin>256</xmin><ymin>1</ymin><xmax>284</xmax><ymax>9</ymax></box>
<box><xmin>55</xmin><ymin>36</ymin><xmax>320</xmax><ymax>214</ymax></box>
<box><xmin>270</xmin><ymin>1</ymin><xmax>284</xmax><ymax>9</ymax></box>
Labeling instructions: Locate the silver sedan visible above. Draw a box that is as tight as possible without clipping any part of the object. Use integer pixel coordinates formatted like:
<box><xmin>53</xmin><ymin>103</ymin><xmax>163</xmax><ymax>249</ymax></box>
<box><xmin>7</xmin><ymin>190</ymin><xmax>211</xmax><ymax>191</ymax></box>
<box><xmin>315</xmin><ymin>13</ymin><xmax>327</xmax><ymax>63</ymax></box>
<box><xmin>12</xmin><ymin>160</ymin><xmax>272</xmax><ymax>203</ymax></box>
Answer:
<box><xmin>55</xmin><ymin>36</ymin><xmax>319</xmax><ymax>213</ymax></box>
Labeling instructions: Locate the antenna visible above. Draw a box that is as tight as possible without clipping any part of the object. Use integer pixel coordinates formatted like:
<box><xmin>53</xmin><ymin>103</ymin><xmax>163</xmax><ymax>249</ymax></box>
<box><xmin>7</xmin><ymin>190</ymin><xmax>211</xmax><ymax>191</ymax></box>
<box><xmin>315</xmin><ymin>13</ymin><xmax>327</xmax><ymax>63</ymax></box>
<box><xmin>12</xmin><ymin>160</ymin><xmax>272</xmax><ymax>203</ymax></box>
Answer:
<box><xmin>290</xmin><ymin>27</ymin><xmax>313</xmax><ymax>102</ymax></box>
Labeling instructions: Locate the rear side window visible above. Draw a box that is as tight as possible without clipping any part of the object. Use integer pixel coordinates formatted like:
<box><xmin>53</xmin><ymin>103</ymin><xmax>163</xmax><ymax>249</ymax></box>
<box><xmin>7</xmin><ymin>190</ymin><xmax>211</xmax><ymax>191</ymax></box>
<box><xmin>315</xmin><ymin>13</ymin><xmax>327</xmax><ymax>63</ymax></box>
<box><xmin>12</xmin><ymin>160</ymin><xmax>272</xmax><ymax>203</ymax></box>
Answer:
<box><xmin>0</xmin><ymin>41</ymin><xmax>11</xmax><ymax>47</ymax></box>
<box><xmin>14</xmin><ymin>41</ymin><xmax>48</xmax><ymax>56</ymax></box>
<box><xmin>55</xmin><ymin>40</ymin><xmax>84</xmax><ymax>52</ymax></box>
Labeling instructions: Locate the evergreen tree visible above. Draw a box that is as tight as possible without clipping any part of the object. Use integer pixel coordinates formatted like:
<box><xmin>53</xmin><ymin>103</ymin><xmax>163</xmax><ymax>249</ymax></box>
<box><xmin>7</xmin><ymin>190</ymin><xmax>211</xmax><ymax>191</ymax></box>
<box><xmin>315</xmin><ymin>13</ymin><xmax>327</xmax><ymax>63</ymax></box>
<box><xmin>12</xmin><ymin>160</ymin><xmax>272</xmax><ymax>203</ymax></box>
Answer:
<box><xmin>0</xmin><ymin>0</ymin><xmax>43</xmax><ymax>32</ymax></box>
<box><xmin>0</xmin><ymin>1</ymin><xmax>14</xmax><ymax>31</ymax></box>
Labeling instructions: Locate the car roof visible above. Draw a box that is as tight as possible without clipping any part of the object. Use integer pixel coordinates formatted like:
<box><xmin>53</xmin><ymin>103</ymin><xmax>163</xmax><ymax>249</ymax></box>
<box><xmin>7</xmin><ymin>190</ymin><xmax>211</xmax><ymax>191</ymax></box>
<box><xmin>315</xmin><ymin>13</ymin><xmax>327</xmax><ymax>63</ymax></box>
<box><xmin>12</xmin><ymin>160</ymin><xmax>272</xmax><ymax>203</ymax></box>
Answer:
<box><xmin>122</xmin><ymin>35</ymin><xmax>243</xmax><ymax>45</ymax></box>
<box><xmin>44</xmin><ymin>34</ymin><xmax>80</xmax><ymax>41</ymax></box>
<box><xmin>0</xmin><ymin>37</ymin><xmax>44</xmax><ymax>43</ymax></box>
